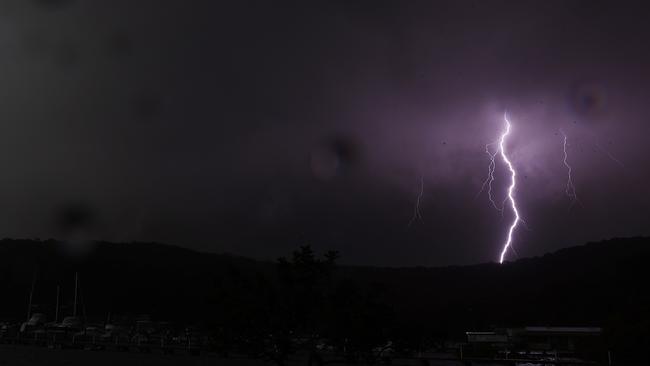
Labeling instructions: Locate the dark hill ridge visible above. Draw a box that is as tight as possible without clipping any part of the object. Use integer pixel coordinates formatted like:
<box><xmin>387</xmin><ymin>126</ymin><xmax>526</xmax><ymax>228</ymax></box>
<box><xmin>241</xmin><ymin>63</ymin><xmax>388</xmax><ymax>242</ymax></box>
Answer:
<box><xmin>346</xmin><ymin>237</ymin><xmax>650</xmax><ymax>329</ymax></box>
<box><xmin>0</xmin><ymin>237</ymin><xmax>648</xmax><ymax>346</ymax></box>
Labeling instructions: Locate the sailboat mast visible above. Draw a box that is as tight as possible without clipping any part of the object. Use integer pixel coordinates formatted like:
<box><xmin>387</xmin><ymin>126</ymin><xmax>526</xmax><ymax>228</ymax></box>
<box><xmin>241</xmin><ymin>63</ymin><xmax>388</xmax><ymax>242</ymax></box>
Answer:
<box><xmin>55</xmin><ymin>285</ymin><xmax>60</xmax><ymax>323</ymax></box>
<box><xmin>73</xmin><ymin>272</ymin><xmax>78</xmax><ymax>317</ymax></box>
<box><xmin>26</xmin><ymin>270</ymin><xmax>36</xmax><ymax>321</ymax></box>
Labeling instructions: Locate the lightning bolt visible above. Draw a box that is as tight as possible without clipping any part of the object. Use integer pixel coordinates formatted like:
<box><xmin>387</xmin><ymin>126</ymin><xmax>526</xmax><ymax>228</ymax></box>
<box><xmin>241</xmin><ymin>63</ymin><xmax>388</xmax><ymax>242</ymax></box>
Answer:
<box><xmin>408</xmin><ymin>176</ymin><xmax>424</xmax><ymax>227</ymax></box>
<box><xmin>560</xmin><ymin>129</ymin><xmax>579</xmax><ymax>207</ymax></box>
<box><xmin>498</xmin><ymin>113</ymin><xmax>521</xmax><ymax>264</ymax></box>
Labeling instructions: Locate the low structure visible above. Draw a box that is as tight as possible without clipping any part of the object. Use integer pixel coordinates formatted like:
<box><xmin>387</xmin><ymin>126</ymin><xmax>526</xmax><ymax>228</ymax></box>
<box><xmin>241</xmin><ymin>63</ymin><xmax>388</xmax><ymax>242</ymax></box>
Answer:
<box><xmin>465</xmin><ymin>326</ymin><xmax>604</xmax><ymax>361</ymax></box>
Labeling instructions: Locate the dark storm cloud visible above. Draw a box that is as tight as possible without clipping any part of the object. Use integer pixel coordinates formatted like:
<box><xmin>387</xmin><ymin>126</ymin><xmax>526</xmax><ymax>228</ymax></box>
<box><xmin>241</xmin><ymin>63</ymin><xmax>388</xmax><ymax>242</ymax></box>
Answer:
<box><xmin>1</xmin><ymin>0</ymin><xmax>649</xmax><ymax>265</ymax></box>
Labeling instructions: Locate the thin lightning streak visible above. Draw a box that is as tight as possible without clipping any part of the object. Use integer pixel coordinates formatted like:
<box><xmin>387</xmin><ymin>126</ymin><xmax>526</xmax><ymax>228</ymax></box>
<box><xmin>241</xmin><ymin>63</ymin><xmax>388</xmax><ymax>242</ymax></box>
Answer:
<box><xmin>498</xmin><ymin>113</ymin><xmax>521</xmax><ymax>264</ymax></box>
<box><xmin>477</xmin><ymin>142</ymin><xmax>503</xmax><ymax>212</ymax></box>
<box><xmin>408</xmin><ymin>176</ymin><xmax>424</xmax><ymax>227</ymax></box>
<box><xmin>574</xmin><ymin>121</ymin><xmax>624</xmax><ymax>168</ymax></box>
<box><xmin>510</xmin><ymin>244</ymin><xmax>520</xmax><ymax>260</ymax></box>
<box><xmin>593</xmin><ymin>139</ymin><xmax>624</xmax><ymax>168</ymax></box>
<box><xmin>560</xmin><ymin>130</ymin><xmax>579</xmax><ymax>207</ymax></box>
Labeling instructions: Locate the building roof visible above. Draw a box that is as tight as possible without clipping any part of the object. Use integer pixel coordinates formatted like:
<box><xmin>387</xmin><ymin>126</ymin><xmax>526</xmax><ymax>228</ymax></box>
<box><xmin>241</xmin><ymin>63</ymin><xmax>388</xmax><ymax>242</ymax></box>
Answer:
<box><xmin>523</xmin><ymin>326</ymin><xmax>602</xmax><ymax>334</ymax></box>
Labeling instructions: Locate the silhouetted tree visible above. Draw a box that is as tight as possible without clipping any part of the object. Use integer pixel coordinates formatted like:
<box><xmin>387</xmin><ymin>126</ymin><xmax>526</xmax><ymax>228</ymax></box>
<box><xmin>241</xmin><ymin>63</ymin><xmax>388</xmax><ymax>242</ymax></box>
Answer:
<box><xmin>263</xmin><ymin>246</ymin><xmax>338</xmax><ymax>366</ymax></box>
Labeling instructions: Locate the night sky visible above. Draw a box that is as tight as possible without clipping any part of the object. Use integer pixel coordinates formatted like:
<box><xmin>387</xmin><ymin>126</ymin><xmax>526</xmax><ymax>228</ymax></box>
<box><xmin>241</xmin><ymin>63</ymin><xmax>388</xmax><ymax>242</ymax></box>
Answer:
<box><xmin>1</xmin><ymin>1</ymin><xmax>649</xmax><ymax>266</ymax></box>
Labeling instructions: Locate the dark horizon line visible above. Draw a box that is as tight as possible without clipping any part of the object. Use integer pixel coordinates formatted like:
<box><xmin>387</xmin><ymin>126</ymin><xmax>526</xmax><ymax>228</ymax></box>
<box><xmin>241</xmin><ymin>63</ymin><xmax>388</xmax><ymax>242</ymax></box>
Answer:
<box><xmin>2</xmin><ymin>235</ymin><xmax>647</xmax><ymax>270</ymax></box>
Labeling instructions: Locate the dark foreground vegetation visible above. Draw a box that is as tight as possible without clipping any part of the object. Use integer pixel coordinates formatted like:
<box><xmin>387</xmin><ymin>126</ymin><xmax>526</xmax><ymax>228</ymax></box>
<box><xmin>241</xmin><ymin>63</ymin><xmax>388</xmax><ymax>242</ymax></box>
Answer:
<box><xmin>0</xmin><ymin>237</ymin><xmax>648</xmax><ymax>364</ymax></box>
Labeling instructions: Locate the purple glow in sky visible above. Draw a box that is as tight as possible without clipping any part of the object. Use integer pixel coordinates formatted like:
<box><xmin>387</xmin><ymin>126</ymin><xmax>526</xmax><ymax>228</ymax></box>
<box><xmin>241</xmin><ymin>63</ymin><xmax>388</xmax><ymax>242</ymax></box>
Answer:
<box><xmin>1</xmin><ymin>1</ymin><xmax>649</xmax><ymax>266</ymax></box>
